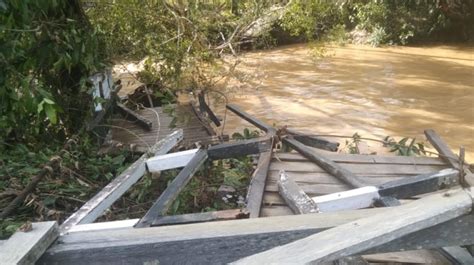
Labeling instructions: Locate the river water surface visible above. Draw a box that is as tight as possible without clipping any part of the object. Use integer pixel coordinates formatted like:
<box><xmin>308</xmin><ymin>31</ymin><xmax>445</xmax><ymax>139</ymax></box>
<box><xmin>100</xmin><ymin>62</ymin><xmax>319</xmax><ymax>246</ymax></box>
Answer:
<box><xmin>219</xmin><ymin>44</ymin><xmax>474</xmax><ymax>160</ymax></box>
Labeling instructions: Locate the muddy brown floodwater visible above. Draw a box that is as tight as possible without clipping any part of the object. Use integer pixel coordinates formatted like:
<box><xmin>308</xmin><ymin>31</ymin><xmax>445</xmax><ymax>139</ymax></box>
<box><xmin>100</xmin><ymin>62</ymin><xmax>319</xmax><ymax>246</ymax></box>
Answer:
<box><xmin>216</xmin><ymin>44</ymin><xmax>474</xmax><ymax>160</ymax></box>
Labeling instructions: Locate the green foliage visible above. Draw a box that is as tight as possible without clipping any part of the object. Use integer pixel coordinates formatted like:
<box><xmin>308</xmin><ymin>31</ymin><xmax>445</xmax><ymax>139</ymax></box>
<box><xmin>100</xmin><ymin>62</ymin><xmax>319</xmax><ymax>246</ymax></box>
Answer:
<box><xmin>232</xmin><ymin>128</ymin><xmax>260</xmax><ymax>140</ymax></box>
<box><xmin>345</xmin><ymin>132</ymin><xmax>362</xmax><ymax>154</ymax></box>
<box><xmin>0</xmin><ymin>0</ymin><xmax>105</xmax><ymax>144</ymax></box>
<box><xmin>0</xmin><ymin>135</ymin><xmax>139</xmax><ymax>238</ymax></box>
<box><xmin>384</xmin><ymin>136</ymin><xmax>426</xmax><ymax>156</ymax></box>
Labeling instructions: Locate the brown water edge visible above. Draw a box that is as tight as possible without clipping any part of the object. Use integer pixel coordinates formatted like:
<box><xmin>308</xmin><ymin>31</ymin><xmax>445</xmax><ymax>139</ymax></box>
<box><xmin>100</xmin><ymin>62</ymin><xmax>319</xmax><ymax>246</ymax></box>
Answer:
<box><xmin>212</xmin><ymin>43</ymin><xmax>474</xmax><ymax>161</ymax></box>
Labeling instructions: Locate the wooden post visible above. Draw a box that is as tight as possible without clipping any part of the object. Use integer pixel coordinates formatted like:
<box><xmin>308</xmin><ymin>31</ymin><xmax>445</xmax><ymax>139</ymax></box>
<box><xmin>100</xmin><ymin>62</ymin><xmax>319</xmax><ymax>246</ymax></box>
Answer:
<box><xmin>283</xmin><ymin>137</ymin><xmax>368</xmax><ymax>188</ymax></box>
<box><xmin>0</xmin><ymin>222</ymin><xmax>58</xmax><ymax>265</ymax></box>
<box><xmin>135</xmin><ymin>149</ymin><xmax>208</xmax><ymax>228</ymax></box>
<box><xmin>60</xmin><ymin>130</ymin><xmax>183</xmax><ymax>232</ymax></box>
<box><xmin>278</xmin><ymin>170</ymin><xmax>319</xmax><ymax>214</ymax></box>
<box><xmin>234</xmin><ymin>188</ymin><xmax>473</xmax><ymax>264</ymax></box>
<box><xmin>425</xmin><ymin>129</ymin><xmax>474</xmax><ymax>187</ymax></box>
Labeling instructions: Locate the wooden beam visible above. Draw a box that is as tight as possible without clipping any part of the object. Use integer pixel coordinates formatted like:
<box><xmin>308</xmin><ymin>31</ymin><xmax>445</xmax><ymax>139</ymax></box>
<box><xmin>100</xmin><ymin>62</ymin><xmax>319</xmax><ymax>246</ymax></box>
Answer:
<box><xmin>146</xmin><ymin>148</ymin><xmax>199</xmax><ymax>173</ymax></box>
<box><xmin>283</xmin><ymin>137</ymin><xmax>368</xmax><ymax>188</ymax></box>
<box><xmin>278</xmin><ymin>170</ymin><xmax>319</xmax><ymax>214</ymax></box>
<box><xmin>207</xmin><ymin>136</ymin><xmax>272</xmax><ymax>160</ymax></box>
<box><xmin>378</xmin><ymin>168</ymin><xmax>459</xmax><ymax>199</ymax></box>
<box><xmin>425</xmin><ymin>129</ymin><xmax>474</xmax><ymax>186</ymax></box>
<box><xmin>115</xmin><ymin>103</ymin><xmax>153</xmax><ymax>131</ymax></box>
<box><xmin>439</xmin><ymin>246</ymin><xmax>474</xmax><ymax>264</ymax></box>
<box><xmin>60</xmin><ymin>130</ymin><xmax>183</xmax><ymax>232</ymax></box>
<box><xmin>152</xmin><ymin>209</ymin><xmax>246</xmax><ymax>226</ymax></box>
<box><xmin>198</xmin><ymin>93</ymin><xmax>221</xmax><ymax>126</ymax></box>
<box><xmin>40</xmin><ymin>204</ymin><xmax>474</xmax><ymax>265</ymax></box>
<box><xmin>246</xmin><ymin>151</ymin><xmax>273</xmax><ymax>218</ymax></box>
<box><xmin>226</xmin><ymin>104</ymin><xmax>276</xmax><ymax>134</ymax></box>
<box><xmin>286</xmin><ymin>128</ymin><xmax>339</xmax><ymax>152</ymax></box>
<box><xmin>234</xmin><ymin>188</ymin><xmax>473</xmax><ymax>264</ymax></box>
<box><xmin>0</xmin><ymin>222</ymin><xmax>58</xmax><ymax>265</ymax></box>
<box><xmin>312</xmin><ymin>186</ymin><xmax>380</xmax><ymax>212</ymax></box>
<box><xmin>135</xmin><ymin>149</ymin><xmax>208</xmax><ymax>228</ymax></box>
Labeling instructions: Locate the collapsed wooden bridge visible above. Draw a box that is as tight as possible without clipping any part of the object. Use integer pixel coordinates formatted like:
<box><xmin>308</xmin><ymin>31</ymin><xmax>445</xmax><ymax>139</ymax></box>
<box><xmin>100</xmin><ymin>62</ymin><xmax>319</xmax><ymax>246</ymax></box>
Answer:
<box><xmin>2</xmin><ymin>101</ymin><xmax>474</xmax><ymax>264</ymax></box>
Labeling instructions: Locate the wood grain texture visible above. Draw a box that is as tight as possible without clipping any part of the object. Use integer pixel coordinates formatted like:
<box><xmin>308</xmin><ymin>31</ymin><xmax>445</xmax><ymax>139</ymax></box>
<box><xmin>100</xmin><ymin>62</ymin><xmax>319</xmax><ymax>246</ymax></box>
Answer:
<box><xmin>0</xmin><ymin>221</ymin><xmax>58</xmax><ymax>265</ymax></box>
<box><xmin>152</xmin><ymin>209</ymin><xmax>245</xmax><ymax>226</ymax></box>
<box><xmin>234</xmin><ymin>188</ymin><xmax>473</xmax><ymax>264</ymax></box>
<box><xmin>246</xmin><ymin>151</ymin><xmax>273</xmax><ymax>218</ymax></box>
<box><xmin>60</xmin><ymin>130</ymin><xmax>183</xmax><ymax>232</ymax></box>
<box><xmin>207</xmin><ymin>136</ymin><xmax>272</xmax><ymax>160</ymax></box>
<box><xmin>40</xmin><ymin>204</ymin><xmax>474</xmax><ymax>265</ymax></box>
<box><xmin>274</xmin><ymin>152</ymin><xmax>446</xmax><ymax>165</ymax></box>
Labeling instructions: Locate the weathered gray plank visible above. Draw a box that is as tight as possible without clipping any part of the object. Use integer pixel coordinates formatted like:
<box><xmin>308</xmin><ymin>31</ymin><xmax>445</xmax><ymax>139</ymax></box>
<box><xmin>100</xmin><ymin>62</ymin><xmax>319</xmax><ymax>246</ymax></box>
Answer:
<box><xmin>0</xmin><ymin>222</ymin><xmax>58</xmax><ymax>265</ymax></box>
<box><xmin>207</xmin><ymin>136</ymin><xmax>272</xmax><ymax>160</ymax></box>
<box><xmin>439</xmin><ymin>246</ymin><xmax>474</xmax><ymax>264</ymax></box>
<box><xmin>135</xmin><ymin>149</ymin><xmax>208</xmax><ymax>227</ymax></box>
<box><xmin>152</xmin><ymin>209</ymin><xmax>245</xmax><ymax>226</ymax></box>
<box><xmin>60</xmin><ymin>130</ymin><xmax>183</xmax><ymax>232</ymax></box>
<box><xmin>270</xmin><ymin>161</ymin><xmax>446</xmax><ymax>175</ymax></box>
<box><xmin>246</xmin><ymin>151</ymin><xmax>273</xmax><ymax>218</ymax></box>
<box><xmin>40</xmin><ymin>204</ymin><xmax>474</xmax><ymax>265</ymax></box>
<box><xmin>286</xmin><ymin>128</ymin><xmax>339</xmax><ymax>152</ymax></box>
<box><xmin>234</xmin><ymin>188</ymin><xmax>473</xmax><ymax>264</ymax></box>
<box><xmin>278</xmin><ymin>170</ymin><xmax>319</xmax><ymax>214</ymax></box>
<box><xmin>267</xmin><ymin>171</ymin><xmax>405</xmax><ymax>186</ymax></box>
<box><xmin>274</xmin><ymin>152</ymin><xmax>446</xmax><ymax>165</ymax></box>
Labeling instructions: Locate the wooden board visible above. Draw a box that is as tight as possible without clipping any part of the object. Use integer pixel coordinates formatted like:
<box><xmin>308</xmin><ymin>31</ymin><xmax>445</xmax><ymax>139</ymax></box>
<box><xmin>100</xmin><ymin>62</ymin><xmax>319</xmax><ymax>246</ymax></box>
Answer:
<box><xmin>60</xmin><ymin>130</ymin><xmax>183</xmax><ymax>232</ymax></box>
<box><xmin>0</xmin><ymin>221</ymin><xmax>58</xmax><ymax>265</ymax></box>
<box><xmin>234</xmin><ymin>189</ymin><xmax>473</xmax><ymax>264</ymax></box>
<box><xmin>39</xmin><ymin>205</ymin><xmax>474</xmax><ymax>265</ymax></box>
<box><xmin>111</xmin><ymin>104</ymin><xmax>218</xmax><ymax>149</ymax></box>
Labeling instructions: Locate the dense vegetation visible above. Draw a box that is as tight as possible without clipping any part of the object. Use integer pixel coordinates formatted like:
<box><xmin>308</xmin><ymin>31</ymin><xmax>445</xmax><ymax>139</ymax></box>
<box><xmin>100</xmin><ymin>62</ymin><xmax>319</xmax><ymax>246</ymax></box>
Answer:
<box><xmin>1</xmin><ymin>0</ymin><xmax>472</xmax><ymax>237</ymax></box>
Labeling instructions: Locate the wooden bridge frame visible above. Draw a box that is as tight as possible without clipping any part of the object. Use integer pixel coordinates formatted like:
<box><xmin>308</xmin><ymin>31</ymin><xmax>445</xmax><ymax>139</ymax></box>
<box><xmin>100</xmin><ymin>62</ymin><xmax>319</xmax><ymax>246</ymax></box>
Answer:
<box><xmin>2</xmin><ymin>104</ymin><xmax>474</xmax><ymax>264</ymax></box>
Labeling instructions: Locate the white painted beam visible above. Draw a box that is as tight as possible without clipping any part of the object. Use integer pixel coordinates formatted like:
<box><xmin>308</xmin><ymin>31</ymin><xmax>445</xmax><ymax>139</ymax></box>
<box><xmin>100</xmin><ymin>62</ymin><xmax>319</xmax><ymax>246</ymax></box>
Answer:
<box><xmin>60</xmin><ymin>130</ymin><xmax>183</xmax><ymax>232</ymax></box>
<box><xmin>146</xmin><ymin>148</ymin><xmax>199</xmax><ymax>173</ymax></box>
<box><xmin>313</xmin><ymin>186</ymin><xmax>380</xmax><ymax>212</ymax></box>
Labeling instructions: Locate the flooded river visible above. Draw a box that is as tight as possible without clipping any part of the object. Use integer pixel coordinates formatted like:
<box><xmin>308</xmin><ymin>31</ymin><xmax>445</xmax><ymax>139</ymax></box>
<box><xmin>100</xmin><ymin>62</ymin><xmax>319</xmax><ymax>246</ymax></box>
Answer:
<box><xmin>219</xmin><ymin>44</ymin><xmax>474</xmax><ymax>160</ymax></box>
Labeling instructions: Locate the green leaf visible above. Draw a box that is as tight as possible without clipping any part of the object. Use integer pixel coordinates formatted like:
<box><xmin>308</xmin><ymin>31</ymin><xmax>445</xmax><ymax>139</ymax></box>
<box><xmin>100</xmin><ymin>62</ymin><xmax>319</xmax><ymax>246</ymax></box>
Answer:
<box><xmin>44</xmin><ymin>104</ymin><xmax>57</xmax><ymax>124</ymax></box>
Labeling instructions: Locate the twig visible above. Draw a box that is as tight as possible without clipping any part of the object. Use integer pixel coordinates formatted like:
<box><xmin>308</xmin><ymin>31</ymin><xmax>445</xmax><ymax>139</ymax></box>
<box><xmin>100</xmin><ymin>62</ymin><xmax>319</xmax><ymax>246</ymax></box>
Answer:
<box><xmin>0</xmin><ymin>138</ymin><xmax>77</xmax><ymax>219</ymax></box>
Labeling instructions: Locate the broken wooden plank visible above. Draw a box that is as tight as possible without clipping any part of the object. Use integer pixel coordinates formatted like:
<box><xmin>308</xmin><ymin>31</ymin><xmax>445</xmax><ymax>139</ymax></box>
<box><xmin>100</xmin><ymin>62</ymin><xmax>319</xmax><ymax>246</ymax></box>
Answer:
<box><xmin>363</xmin><ymin>250</ymin><xmax>451</xmax><ymax>264</ymax></box>
<box><xmin>0</xmin><ymin>221</ymin><xmax>58</xmax><ymax>265</ymax></box>
<box><xmin>145</xmin><ymin>148</ymin><xmax>199</xmax><ymax>173</ymax></box>
<box><xmin>278</xmin><ymin>170</ymin><xmax>319</xmax><ymax>214</ymax></box>
<box><xmin>439</xmin><ymin>246</ymin><xmax>474</xmax><ymax>264</ymax></box>
<box><xmin>274</xmin><ymin>152</ymin><xmax>447</xmax><ymax>165</ymax></box>
<box><xmin>334</xmin><ymin>256</ymin><xmax>369</xmax><ymax>265</ymax></box>
<box><xmin>234</xmin><ymin>188</ymin><xmax>473</xmax><ymax>264</ymax></box>
<box><xmin>60</xmin><ymin>130</ymin><xmax>183</xmax><ymax>232</ymax></box>
<box><xmin>115</xmin><ymin>103</ymin><xmax>153</xmax><ymax>130</ymax></box>
<box><xmin>286</xmin><ymin>128</ymin><xmax>339</xmax><ymax>152</ymax></box>
<box><xmin>425</xmin><ymin>129</ymin><xmax>474</xmax><ymax>187</ymax></box>
<box><xmin>378</xmin><ymin>168</ymin><xmax>459</xmax><ymax>199</ymax></box>
<box><xmin>208</xmin><ymin>136</ymin><xmax>272</xmax><ymax>160</ymax></box>
<box><xmin>40</xmin><ymin>204</ymin><xmax>474</xmax><ymax>265</ymax></box>
<box><xmin>308</xmin><ymin>168</ymin><xmax>458</xmax><ymax>212</ymax></box>
<box><xmin>152</xmin><ymin>209</ymin><xmax>246</xmax><ymax>226</ymax></box>
<box><xmin>226</xmin><ymin>104</ymin><xmax>276</xmax><ymax>133</ymax></box>
<box><xmin>135</xmin><ymin>149</ymin><xmax>208</xmax><ymax>228</ymax></box>
<box><xmin>246</xmin><ymin>151</ymin><xmax>273</xmax><ymax>218</ymax></box>
<box><xmin>283</xmin><ymin>137</ymin><xmax>368</xmax><ymax>188</ymax></box>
